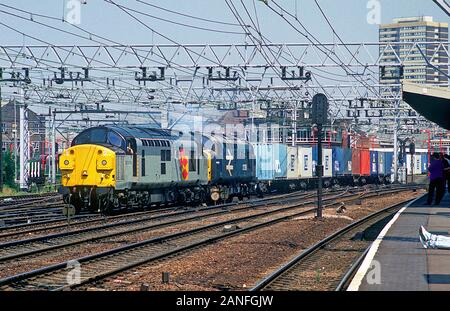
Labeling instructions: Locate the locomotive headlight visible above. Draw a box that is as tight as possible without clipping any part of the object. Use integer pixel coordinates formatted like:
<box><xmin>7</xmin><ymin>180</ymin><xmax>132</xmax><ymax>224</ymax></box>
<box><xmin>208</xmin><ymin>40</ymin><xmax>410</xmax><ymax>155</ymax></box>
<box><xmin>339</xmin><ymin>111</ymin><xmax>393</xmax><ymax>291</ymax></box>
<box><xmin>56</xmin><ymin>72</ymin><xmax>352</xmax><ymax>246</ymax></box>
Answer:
<box><xmin>102</xmin><ymin>160</ymin><xmax>107</xmax><ymax>166</ymax></box>
<box><xmin>64</xmin><ymin>160</ymin><xmax>69</xmax><ymax>165</ymax></box>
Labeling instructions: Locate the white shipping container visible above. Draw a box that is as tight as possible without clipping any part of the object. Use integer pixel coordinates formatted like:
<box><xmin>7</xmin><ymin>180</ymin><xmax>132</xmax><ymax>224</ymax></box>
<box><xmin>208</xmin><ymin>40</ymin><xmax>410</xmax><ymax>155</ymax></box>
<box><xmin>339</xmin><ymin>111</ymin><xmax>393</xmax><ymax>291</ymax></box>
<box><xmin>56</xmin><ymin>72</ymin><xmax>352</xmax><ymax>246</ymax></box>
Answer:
<box><xmin>323</xmin><ymin>148</ymin><xmax>333</xmax><ymax>178</ymax></box>
<box><xmin>406</xmin><ymin>154</ymin><xmax>422</xmax><ymax>176</ymax></box>
<box><xmin>298</xmin><ymin>147</ymin><xmax>313</xmax><ymax>178</ymax></box>
<box><xmin>287</xmin><ymin>146</ymin><xmax>299</xmax><ymax>179</ymax></box>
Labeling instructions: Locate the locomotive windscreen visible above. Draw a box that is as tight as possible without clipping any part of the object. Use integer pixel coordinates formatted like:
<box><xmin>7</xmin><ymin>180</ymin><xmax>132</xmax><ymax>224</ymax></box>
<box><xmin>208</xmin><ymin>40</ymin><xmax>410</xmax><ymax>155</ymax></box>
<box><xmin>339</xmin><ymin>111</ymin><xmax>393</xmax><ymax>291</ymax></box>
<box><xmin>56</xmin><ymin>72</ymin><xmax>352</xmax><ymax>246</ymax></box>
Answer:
<box><xmin>72</xmin><ymin>127</ymin><xmax>126</xmax><ymax>150</ymax></box>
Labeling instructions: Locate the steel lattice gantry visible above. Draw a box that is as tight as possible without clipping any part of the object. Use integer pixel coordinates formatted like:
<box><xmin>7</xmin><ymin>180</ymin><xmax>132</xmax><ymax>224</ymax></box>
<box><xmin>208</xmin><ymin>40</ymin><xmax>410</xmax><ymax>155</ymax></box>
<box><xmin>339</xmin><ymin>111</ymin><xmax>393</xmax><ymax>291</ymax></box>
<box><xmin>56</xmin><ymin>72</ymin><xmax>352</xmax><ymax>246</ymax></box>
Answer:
<box><xmin>0</xmin><ymin>41</ymin><xmax>448</xmax><ymax>119</ymax></box>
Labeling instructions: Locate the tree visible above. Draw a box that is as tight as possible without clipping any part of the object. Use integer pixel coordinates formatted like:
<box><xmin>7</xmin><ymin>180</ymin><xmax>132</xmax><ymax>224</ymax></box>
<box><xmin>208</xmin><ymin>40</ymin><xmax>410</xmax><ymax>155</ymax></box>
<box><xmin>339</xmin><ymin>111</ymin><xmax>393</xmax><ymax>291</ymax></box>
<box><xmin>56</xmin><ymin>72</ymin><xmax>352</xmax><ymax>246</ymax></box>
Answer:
<box><xmin>2</xmin><ymin>150</ymin><xmax>15</xmax><ymax>188</ymax></box>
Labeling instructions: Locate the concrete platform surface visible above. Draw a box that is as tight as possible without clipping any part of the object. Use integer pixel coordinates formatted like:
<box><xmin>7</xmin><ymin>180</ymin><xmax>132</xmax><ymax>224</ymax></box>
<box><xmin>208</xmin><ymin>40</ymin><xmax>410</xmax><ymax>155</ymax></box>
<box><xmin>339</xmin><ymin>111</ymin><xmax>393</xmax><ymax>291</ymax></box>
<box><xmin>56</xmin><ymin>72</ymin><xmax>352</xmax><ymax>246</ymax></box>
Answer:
<box><xmin>351</xmin><ymin>192</ymin><xmax>450</xmax><ymax>291</ymax></box>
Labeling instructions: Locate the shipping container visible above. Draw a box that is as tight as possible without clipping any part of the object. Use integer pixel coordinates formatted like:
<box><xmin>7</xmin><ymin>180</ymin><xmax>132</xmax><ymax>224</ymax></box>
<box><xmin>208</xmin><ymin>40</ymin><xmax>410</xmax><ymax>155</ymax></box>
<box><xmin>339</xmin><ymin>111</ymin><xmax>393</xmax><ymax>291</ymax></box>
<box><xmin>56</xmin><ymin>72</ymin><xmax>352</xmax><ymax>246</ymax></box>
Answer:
<box><xmin>253</xmin><ymin>143</ymin><xmax>288</xmax><ymax>180</ymax></box>
<box><xmin>343</xmin><ymin>148</ymin><xmax>353</xmax><ymax>175</ymax></box>
<box><xmin>273</xmin><ymin>143</ymin><xmax>287</xmax><ymax>179</ymax></box>
<box><xmin>352</xmin><ymin>148</ymin><xmax>361</xmax><ymax>175</ymax></box>
<box><xmin>384</xmin><ymin>152</ymin><xmax>394</xmax><ymax>176</ymax></box>
<box><xmin>332</xmin><ymin>147</ymin><xmax>345</xmax><ymax>176</ymax></box>
<box><xmin>421</xmin><ymin>153</ymin><xmax>429</xmax><ymax>174</ymax></box>
<box><xmin>324</xmin><ymin>148</ymin><xmax>332</xmax><ymax>177</ymax></box>
<box><xmin>312</xmin><ymin>146</ymin><xmax>332</xmax><ymax>177</ymax></box>
<box><xmin>415</xmin><ymin>154</ymin><xmax>423</xmax><ymax>175</ymax></box>
<box><xmin>286</xmin><ymin>146</ymin><xmax>299</xmax><ymax>179</ymax></box>
<box><xmin>360</xmin><ymin>149</ymin><xmax>371</xmax><ymax>176</ymax></box>
<box><xmin>406</xmin><ymin>154</ymin><xmax>423</xmax><ymax>176</ymax></box>
<box><xmin>352</xmin><ymin>148</ymin><xmax>370</xmax><ymax>176</ymax></box>
<box><xmin>298</xmin><ymin>146</ymin><xmax>313</xmax><ymax>178</ymax></box>
<box><xmin>378</xmin><ymin>152</ymin><xmax>386</xmax><ymax>175</ymax></box>
<box><xmin>370</xmin><ymin>151</ymin><xmax>379</xmax><ymax>176</ymax></box>
<box><xmin>253</xmin><ymin>143</ymin><xmax>274</xmax><ymax>181</ymax></box>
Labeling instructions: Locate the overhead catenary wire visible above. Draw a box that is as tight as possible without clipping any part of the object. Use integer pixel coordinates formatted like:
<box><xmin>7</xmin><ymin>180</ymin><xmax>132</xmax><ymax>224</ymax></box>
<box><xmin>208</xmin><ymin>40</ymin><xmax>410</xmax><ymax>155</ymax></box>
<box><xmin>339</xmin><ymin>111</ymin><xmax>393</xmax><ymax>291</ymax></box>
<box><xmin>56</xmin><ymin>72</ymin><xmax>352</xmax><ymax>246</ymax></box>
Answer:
<box><xmin>0</xmin><ymin>3</ymin><xmax>251</xmax><ymax>102</ymax></box>
<box><xmin>267</xmin><ymin>0</ymin><xmax>381</xmax><ymax>98</ymax></box>
<box><xmin>235</xmin><ymin>0</ymin><xmax>339</xmax><ymax>105</ymax></box>
<box><xmin>0</xmin><ymin>7</ymin><xmax>231</xmax><ymax>106</ymax></box>
<box><xmin>226</xmin><ymin>0</ymin><xmax>305</xmax><ymax>101</ymax></box>
<box><xmin>135</xmin><ymin>0</ymin><xmax>244</xmax><ymax>27</ymax></box>
<box><xmin>107</xmin><ymin>1</ymin><xmax>247</xmax><ymax>35</ymax></box>
<box><xmin>0</xmin><ymin>2</ymin><xmax>368</xmax><ymax>94</ymax></box>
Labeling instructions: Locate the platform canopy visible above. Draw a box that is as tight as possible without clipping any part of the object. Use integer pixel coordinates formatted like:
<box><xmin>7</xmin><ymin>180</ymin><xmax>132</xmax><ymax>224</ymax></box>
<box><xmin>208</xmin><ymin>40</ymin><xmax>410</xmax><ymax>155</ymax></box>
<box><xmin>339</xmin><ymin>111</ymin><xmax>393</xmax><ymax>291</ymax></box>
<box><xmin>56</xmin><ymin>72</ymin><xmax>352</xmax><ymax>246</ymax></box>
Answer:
<box><xmin>402</xmin><ymin>82</ymin><xmax>450</xmax><ymax>130</ymax></box>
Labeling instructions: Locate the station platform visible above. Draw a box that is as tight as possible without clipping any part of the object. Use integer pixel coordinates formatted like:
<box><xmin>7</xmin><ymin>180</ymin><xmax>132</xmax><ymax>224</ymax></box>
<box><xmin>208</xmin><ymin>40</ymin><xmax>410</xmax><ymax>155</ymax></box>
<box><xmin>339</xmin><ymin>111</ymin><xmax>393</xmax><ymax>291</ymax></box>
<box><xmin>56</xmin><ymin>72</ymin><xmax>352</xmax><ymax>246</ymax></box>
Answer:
<box><xmin>349</xmin><ymin>192</ymin><xmax>450</xmax><ymax>291</ymax></box>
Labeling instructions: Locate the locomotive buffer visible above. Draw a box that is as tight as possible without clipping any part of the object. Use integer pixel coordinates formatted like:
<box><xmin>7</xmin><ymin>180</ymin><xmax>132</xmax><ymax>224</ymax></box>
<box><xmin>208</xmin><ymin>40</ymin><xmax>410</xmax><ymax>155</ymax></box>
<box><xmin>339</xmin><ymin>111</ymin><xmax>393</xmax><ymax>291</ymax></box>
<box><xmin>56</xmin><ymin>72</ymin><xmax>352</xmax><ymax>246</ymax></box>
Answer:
<box><xmin>312</xmin><ymin>94</ymin><xmax>329</xmax><ymax>219</ymax></box>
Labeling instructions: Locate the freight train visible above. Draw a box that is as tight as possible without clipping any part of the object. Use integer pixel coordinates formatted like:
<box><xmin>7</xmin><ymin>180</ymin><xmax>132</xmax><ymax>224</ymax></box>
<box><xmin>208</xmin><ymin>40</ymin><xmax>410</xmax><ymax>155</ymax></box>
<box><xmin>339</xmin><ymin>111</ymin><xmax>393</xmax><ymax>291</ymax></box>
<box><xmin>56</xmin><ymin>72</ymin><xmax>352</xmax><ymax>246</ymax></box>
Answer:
<box><xmin>58</xmin><ymin>125</ymin><xmax>428</xmax><ymax>214</ymax></box>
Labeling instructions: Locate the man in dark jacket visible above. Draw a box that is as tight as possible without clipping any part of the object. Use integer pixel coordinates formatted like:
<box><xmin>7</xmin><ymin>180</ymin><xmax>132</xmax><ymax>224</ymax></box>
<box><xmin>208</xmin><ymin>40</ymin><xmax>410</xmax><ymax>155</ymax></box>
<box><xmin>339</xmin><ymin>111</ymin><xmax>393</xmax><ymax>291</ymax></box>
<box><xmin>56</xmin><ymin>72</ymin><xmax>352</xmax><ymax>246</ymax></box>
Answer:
<box><xmin>427</xmin><ymin>153</ymin><xmax>445</xmax><ymax>205</ymax></box>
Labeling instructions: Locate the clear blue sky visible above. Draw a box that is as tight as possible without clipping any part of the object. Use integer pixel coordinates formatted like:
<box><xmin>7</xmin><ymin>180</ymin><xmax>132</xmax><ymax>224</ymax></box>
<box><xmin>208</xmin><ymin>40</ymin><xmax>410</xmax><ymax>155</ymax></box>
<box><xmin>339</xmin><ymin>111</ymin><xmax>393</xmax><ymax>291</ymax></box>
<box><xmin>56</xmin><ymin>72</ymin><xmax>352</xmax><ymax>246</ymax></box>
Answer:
<box><xmin>0</xmin><ymin>0</ymin><xmax>448</xmax><ymax>46</ymax></box>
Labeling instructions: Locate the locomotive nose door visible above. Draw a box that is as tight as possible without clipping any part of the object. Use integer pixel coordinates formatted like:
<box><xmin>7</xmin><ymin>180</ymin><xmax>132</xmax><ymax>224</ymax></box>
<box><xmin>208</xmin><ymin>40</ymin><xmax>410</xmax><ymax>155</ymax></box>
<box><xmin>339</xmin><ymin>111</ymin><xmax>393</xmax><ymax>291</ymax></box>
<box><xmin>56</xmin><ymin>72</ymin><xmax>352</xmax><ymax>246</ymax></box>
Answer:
<box><xmin>127</xmin><ymin>138</ymin><xmax>138</xmax><ymax>177</ymax></box>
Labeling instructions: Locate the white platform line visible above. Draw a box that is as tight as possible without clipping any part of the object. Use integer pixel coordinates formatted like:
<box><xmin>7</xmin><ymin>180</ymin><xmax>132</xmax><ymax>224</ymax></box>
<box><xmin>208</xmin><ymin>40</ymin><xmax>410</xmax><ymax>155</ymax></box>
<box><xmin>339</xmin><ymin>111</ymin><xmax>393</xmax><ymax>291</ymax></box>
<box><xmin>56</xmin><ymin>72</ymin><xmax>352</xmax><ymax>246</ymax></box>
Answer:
<box><xmin>347</xmin><ymin>194</ymin><xmax>425</xmax><ymax>291</ymax></box>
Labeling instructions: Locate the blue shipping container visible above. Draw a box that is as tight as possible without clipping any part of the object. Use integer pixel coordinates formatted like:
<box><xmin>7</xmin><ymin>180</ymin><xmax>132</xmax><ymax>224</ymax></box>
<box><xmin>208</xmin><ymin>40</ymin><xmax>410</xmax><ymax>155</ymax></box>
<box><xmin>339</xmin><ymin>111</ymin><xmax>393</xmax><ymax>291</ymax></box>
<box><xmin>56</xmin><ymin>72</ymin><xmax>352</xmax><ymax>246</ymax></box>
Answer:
<box><xmin>254</xmin><ymin>143</ymin><xmax>274</xmax><ymax>181</ymax></box>
<box><xmin>384</xmin><ymin>152</ymin><xmax>394</xmax><ymax>176</ymax></box>
<box><xmin>370</xmin><ymin>151</ymin><xmax>379</xmax><ymax>175</ymax></box>
<box><xmin>378</xmin><ymin>152</ymin><xmax>386</xmax><ymax>175</ymax></box>
<box><xmin>343</xmin><ymin>148</ymin><xmax>353</xmax><ymax>175</ymax></box>
<box><xmin>421</xmin><ymin>153</ymin><xmax>429</xmax><ymax>174</ymax></box>
<box><xmin>273</xmin><ymin>143</ymin><xmax>288</xmax><ymax>179</ymax></box>
<box><xmin>332</xmin><ymin>147</ymin><xmax>345</xmax><ymax>176</ymax></box>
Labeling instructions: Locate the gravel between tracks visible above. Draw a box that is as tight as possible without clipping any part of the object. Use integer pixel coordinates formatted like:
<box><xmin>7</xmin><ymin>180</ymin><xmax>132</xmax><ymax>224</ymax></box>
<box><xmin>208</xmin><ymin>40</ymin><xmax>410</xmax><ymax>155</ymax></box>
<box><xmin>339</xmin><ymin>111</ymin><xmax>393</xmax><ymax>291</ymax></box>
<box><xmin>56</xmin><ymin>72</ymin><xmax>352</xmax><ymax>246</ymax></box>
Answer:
<box><xmin>83</xmin><ymin>190</ymin><xmax>423</xmax><ymax>291</ymax></box>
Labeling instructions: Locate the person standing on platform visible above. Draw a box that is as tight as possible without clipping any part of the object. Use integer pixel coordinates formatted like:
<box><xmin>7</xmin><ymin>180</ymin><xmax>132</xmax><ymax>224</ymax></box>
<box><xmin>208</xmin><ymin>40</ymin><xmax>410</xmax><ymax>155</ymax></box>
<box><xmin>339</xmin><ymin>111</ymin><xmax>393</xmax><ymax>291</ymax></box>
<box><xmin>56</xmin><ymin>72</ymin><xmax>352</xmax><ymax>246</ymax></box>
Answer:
<box><xmin>426</xmin><ymin>152</ymin><xmax>445</xmax><ymax>205</ymax></box>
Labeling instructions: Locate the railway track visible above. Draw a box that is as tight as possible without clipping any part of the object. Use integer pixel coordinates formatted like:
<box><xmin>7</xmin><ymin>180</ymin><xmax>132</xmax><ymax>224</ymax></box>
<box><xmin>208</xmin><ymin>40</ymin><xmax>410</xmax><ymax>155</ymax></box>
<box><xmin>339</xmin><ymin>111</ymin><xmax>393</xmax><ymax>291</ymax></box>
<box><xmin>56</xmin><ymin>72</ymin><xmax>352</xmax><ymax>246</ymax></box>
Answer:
<box><xmin>0</xmin><ymin>192</ymin><xmax>59</xmax><ymax>207</ymax></box>
<box><xmin>251</xmin><ymin>193</ymin><xmax>425</xmax><ymax>291</ymax></box>
<box><xmin>0</xmin><ymin>183</ymin><xmax>415</xmax><ymax>236</ymax></box>
<box><xmin>0</xmin><ymin>188</ymin><xmax>317</xmax><ymax>233</ymax></box>
<box><xmin>0</xmin><ymin>185</ymin><xmax>421</xmax><ymax>291</ymax></box>
<box><xmin>0</xmin><ymin>186</ymin><xmax>348</xmax><ymax>240</ymax></box>
<box><xmin>0</xmin><ymin>193</ymin><xmax>68</xmax><ymax>227</ymax></box>
<box><xmin>0</xmin><ymin>189</ymin><xmax>344</xmax><ymax>263</ymax></box>
<box><xmin>0</xmin><ymin>185</ymin><xmax>416</xmax><ymax>262</ymax></box>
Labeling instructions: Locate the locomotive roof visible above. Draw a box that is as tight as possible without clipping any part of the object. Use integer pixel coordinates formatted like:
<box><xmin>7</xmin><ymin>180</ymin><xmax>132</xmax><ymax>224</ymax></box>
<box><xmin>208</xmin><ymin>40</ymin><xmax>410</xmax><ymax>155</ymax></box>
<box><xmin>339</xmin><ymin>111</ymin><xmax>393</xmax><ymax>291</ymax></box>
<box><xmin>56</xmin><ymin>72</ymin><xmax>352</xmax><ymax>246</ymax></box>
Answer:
<box><xmin>104</xmin><ymin>126</ymin><xmax>181</xmax><ymax>140</ymax></box>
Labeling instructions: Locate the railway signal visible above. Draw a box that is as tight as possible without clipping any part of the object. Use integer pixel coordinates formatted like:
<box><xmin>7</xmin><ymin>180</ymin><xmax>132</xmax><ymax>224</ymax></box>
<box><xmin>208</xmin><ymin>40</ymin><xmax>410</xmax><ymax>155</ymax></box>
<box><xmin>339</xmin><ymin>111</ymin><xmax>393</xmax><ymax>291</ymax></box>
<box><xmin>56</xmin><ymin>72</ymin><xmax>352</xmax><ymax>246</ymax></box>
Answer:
<box><xmin>312</xmin><ymin>93</ymin><xmax>329</xmax><ymax>219</ymax></box>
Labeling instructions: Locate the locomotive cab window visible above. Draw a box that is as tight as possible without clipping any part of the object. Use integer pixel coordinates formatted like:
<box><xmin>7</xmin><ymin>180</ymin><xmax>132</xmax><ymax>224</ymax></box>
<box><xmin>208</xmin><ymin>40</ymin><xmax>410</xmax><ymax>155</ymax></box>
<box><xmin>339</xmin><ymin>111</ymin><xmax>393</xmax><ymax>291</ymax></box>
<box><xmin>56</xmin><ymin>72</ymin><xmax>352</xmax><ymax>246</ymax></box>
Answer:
<box><xmin>89</xmin><ymin>128</ymin><xmax>107</xmax><ymax>144</ymax></box>
<box><xmin>72</xmin><ymin>128</ymin><xmax>127</xmax><ymax>150</ymax></box>
<box><xmin>127</xmin><ymin>138</ymin><xmax>137</xmax><ymax>177</ymax></box>
<box><xmin>107</xmin><ymin>131</ymin><xmax>124</xmax><ymax>148</ymax></box>
<box><xmin>72</xmin><ymin>128</ymin><xmax>106</xmax><ymax>146</ymax></box>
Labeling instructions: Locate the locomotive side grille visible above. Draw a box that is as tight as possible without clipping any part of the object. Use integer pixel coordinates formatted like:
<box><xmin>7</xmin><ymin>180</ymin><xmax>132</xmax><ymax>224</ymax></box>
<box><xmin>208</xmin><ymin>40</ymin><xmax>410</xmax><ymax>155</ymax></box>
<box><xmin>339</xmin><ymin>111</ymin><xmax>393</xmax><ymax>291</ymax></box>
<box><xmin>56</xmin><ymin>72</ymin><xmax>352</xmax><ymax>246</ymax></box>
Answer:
<box><xmin>116</xmin><ymin>155</ymin><xmax>125</xmax><ymax>181</ymax></box>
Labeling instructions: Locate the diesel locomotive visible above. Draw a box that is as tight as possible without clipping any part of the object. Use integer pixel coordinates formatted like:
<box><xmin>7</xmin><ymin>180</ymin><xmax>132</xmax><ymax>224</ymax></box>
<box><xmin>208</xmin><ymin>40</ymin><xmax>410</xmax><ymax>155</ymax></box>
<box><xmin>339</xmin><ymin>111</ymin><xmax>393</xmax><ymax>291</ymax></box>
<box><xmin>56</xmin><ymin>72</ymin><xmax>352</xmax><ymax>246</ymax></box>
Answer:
<box><xmin>59</xmin><ymin>126</ymin><xmax>258</xmax><ymax>213</ymax></box>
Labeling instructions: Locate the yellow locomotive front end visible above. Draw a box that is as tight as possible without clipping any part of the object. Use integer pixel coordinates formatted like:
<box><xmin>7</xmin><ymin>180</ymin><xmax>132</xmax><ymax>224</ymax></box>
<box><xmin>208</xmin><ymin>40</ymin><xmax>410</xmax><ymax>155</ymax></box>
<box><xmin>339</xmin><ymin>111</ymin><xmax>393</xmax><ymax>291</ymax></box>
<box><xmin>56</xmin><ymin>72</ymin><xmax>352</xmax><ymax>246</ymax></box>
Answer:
<box><xmin>59</xmin><ymin>144</ymin><xmax>116</xmax><ymax>212</ymax></box>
